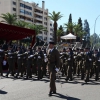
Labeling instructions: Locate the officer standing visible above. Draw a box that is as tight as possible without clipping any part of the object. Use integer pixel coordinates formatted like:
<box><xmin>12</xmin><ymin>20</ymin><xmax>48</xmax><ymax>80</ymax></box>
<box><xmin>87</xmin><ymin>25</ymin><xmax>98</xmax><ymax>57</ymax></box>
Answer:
<box><xmin>47</xmin><ymin>41</ymin><xmax>60</xmax><ymax>96</ymax></box>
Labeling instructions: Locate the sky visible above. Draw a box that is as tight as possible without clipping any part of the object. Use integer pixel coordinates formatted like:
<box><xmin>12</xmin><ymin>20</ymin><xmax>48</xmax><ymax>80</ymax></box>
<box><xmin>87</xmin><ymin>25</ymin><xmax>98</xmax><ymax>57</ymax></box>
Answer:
<box><xmin>24</xmin><ymin>0</ymin><xmax>100</xmax><ymax>35</ymax></box>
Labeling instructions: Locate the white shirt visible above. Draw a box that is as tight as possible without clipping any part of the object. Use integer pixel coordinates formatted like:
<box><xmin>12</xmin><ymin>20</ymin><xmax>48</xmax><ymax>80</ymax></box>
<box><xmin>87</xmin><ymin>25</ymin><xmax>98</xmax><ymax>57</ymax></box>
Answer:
<box><xmin>50</xmin><ymin>48</ymin><xmax>54</xmax><ymax>52</ymax></box>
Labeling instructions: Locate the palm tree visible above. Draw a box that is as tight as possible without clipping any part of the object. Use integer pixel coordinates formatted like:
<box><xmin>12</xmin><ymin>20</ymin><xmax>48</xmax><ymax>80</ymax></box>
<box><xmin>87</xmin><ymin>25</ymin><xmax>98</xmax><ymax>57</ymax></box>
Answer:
<box><xmin>14</xmin><ymin>20</ymin><xmax>29</xmax><ymax>45</ymax></box>
<box><xmin>28</xmin><ymin>24</ymin><xmax>47</xmax><ymax>35</ymax></box>
<box><xmin>27</xmin><ymin>24</ymin><xmax>47</xmax><ymax>47</ymax></box>
<box><xmin>73</xmin><ymin>24</ymin><xmax>81</xmax><ymax>36</ymax></box>
<box><xmin>77</xmin><ymin>30</ymin><xmax>86</xmax><ymax>43</ymax></box>
<box><xmin>14</xmin><ymin>20</ymin><xmax>29</xmax><ymax>28</ymax></box>
<box><xmin>57</xmin><ymin>29</ymin><xmax>63</xmax><ymax>43</ymax></box>
<box><xmin>64</xmin><ymin>22</ymin><xmax>75</xmax><ymax>34</ymax></box>
<box><xmin>48</xmin><ymin>11</ymin><xmax>63</xmax><ymax>44</ymax></box>
<box><xmin>0</xmin><ymin>13</ymin><xmax>17</xmax><ymax>25</ymax></box>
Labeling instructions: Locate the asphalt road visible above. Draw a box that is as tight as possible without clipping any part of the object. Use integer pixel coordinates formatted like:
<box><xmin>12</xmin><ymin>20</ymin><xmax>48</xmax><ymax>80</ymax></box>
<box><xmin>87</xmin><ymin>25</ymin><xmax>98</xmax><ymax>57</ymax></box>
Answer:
<box><xmin>0</xmin><ymin>75</ymin><xmax>100</xmax><ymax>100</ymax></box>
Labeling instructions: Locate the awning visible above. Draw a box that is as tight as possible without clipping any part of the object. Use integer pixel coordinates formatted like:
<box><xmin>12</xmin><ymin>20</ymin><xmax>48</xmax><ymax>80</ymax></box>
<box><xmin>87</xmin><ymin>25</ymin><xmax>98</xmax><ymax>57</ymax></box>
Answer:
<box><xmin>0</xmin><ymin>22</ymin><xmax>35</xmax><ymax>40</ymax></box>
<box><xmin>61</xmin><ymin>33</ymin><xmax>76</xmax><ymax>39</ymax></box>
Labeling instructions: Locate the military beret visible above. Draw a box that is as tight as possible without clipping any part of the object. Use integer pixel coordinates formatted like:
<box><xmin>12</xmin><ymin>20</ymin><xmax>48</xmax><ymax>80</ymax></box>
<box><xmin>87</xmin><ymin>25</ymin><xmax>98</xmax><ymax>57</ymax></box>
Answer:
<box><xmin>49</xmin><ymin>41</ymin><xmax>55</xmax><ymax>45</ymax></box>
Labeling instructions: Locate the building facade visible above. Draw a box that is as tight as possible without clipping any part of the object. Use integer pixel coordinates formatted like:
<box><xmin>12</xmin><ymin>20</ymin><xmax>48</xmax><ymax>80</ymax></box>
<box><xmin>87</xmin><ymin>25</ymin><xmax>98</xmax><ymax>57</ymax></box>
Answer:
<box><xmin>0</xmin><ymin>0</ymin><xmax>53</xmax><ymax>43</ymax></box>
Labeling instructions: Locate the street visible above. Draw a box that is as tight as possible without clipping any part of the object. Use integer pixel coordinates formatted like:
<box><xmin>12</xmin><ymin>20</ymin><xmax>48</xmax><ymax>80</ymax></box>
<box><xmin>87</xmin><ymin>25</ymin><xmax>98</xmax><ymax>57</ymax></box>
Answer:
<box><xmin>0</xmin><ymin>75</ymin><xmax>100</xmax><ymax>100</ymax></box>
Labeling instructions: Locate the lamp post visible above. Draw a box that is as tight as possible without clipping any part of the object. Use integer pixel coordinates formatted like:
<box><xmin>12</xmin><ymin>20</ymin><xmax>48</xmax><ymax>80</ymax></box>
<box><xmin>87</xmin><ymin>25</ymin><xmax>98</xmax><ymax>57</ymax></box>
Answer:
<box><xmin>94</xmin><ymin>15</ymin><xmax>100</xmax><ymax>34</ymax></box>
<box><xmin>93</xmin><ymin>15</ymin><xmax>100</xmax><ymax>48</ymax></box>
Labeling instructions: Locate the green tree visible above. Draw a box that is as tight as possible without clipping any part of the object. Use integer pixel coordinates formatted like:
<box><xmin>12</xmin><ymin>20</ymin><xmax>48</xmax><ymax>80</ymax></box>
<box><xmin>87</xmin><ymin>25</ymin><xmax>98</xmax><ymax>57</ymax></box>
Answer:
<box><xmin>14</xmin><ymin>20</ymin><xmax>29</xmax><ymax>28</ymax></box>
<box><xmin>66</xmin><ymin>14</ymin><xmax>72</xmax><ymax>34</ymax></box>
<box><xmin>64</xmin><ymin>22</ymin><xmax>75</xmax><ymax>33</ymax></box>
<box><xmin>73</xmin><ymin>24</ymin><xmax>81</xmax><ymax>36</ymax></box>
<box><xmin>48</xmin><ymin>11</ymin><xmax>63</xmax><ymax>44</ymax></box>
<box><xmin>77</xmin><ymin>30</ymin><xmax>86</xmax><ymax>43</ymax></box>
<box><xmin>68</xmin><ymin>13</ymin><xmax>72</xmax><ymax>23</ymax></box>
<box><xmin>78</xmin><ymin>17</ymin><xmax>82</xmax><ymax>30</ymax></box>
<box><xmin>14</xmin><ymin>20</ymin><xmax>29</xmax><ymax>45</ymax></box>
<box><xmin>57</xmin><ymin>29</ymin><xmax>63</xmax><ymax>43</ymax></box>
<box><xmin>0</xmin><ymin>13</ymin><xmax>17</xmax><ymax>25</ymax></box>
<box><xmin>28</xmin><ymin>24</ymin><xmax>47</xmax><ymax>46</ymax></box>
<box><xmin>28</xmin><ymin>24</ymin><xmax>47</xmax><ymax>35</ymax></box>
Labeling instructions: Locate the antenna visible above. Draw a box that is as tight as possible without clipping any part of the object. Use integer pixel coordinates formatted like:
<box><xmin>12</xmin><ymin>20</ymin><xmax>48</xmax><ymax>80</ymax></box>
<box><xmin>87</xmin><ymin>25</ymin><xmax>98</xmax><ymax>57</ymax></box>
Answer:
<box><xmin>38</xmin><ymin>1</ymin><xmax>39</xmax><ymax>5</ymax></box>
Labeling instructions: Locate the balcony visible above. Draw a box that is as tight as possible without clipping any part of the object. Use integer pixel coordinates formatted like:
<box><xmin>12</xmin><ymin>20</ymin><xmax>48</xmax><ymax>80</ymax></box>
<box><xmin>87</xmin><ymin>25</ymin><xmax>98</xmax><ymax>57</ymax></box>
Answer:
<box><xmin>35</xmin><ymin>17</ymin><xmax>43</xmax><ymax>21</ymax></box>
<box><xmin>34</xmin><ymin>11</ymin><xmax>43</xmax><ymax>16</ymax></box>
<box><xmin>35</xmin><ymin>22</ymin><xmax>43</xmax><ymax>25</ymax></box>
<box><xmin>43</xmin><ymin>24</ymin><xmax>47</xmax><ymax>27</ymax></box>
<box><xmin>25</xmin><ymin>20</ymin><xmax>33</xmax><ymax>23</ymax></box>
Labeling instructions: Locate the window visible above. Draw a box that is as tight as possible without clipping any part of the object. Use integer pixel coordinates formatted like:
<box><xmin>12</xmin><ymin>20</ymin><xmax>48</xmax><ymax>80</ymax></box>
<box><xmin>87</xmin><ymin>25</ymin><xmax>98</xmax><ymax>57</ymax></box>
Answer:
<box><xmin>44</xmin><ymin>32</ymin><xmax>47</xmax><ymax>35</ymax></box>
<box><xmin>50</xmin><ymin>38</ymin><xmax>53</xmax><ymax>40</ymax></box>
<box><xmin>50</xmin><ymin>28</ymin><xmax>53</xmax><ymax>31</ymax></box>
<box><xmin>44</xmin><ymin>37</ymin><xmax>47</xmax><ymax>40</ymax></box>
<box><xmin>13</xmin><ymin>1</ymin><xmax>16</xmax><ymax>5</ymax></box>
<box><xmin>44</xmin><ymin>22</ymin><xmax>47</xmax><ymax>25</ymax></box>
<box><xmin>35</xmin><ymin>9</ymin><xmax>43</xmax><ymax>14</ymax></box>
<box><xmin>20</xmin><ymin>9</ymin><xmax>24</xmax><ymax>14</ymax></box>
<box><xmin>44</xmin><ymin>17</ymin><xmax>47</xmax><ymax>20</ymax></box>
<box><xmin>20</xmin><ymin>3</ymin><xmax>24</xmax><ymax>8</ymax></box>
<box><xmin>20</xmin><ymin>9</ymin><xmax>32</xmax><ymax>16</ymax></box>
<box><xmin>36</xmin><ymin>15</ymin><xmax>42</xmax><ymax>19</ymax></box>
<box><xmin>50</xmin><ymin>24</ymin><xmax>52</xmax><ymax>26</ymax></box>
<box><xmin>13</xmin><ymin>8</ymin><xmax>16</xmax><ymax>11</ymax></box>
<box><xmin>24</xmin><ymin>10</ymin><xmax>32</xmax><ymax>16</ymax></box>
<box><xmin>20</xmin><ymin>3</ymin><xmax>32</xmax><ymax>10</ymax></box>
<box><xmin>50</xmin><ymin>33</ymin><xmax>53</xmax><ymax>36</ymax></box>
<box><xmin>44</xmin><ymin>12</ymin><xmax>47</xmax><ymax>15</ymax></box>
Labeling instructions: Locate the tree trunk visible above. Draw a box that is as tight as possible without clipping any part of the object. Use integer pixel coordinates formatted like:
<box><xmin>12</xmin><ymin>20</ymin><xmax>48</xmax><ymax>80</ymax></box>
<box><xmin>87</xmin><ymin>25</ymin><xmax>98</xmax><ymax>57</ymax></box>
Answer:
<box><xmin>53</xmin><ymin>21</ymin><xmax>57</xmax><ymax>44</ymax></box>
<box><xmin>57</xmin><ymin>36</ymin><xmax>60</xmax><ymax>43</ymax></box>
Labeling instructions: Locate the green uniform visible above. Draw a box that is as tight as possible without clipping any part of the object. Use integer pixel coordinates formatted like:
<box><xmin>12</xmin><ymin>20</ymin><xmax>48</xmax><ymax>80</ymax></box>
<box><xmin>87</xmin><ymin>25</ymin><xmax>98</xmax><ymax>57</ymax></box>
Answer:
<box><xmin>66</xmin><ymin>53</ymin><xmax>73</xmax><ymax>81</ymax></box>
<box><xmin>47</xmin><ymin>48</ymin><xmax>60</xmax><ymax>93</ymax></box>
<box><xmin>6</xmin><ymin>51</ymin><xmax>15</xmax><ymax>77</ymax></box>
<box><xmin>26</xmin><ymin>54</ymin><xmax>33</xmax><ymax>78</ymax></box>
<box><xmin>16</xmin><ymin>51</ymin><xmax>23</xmax><ymax>77</ymax></box>
<box><xmin>22</xmin><ymin>52</ymin><xmax>28</xmax><ymax>76</ymax></box>
<box><xmin>32</xmin><ymin>54</ymin><xmax>37</xmax><ymax>76</ymax></box>
<box><xmin>37</xmin><ymin>50</ymin><xmax>44</xmax><ymax>80</ymax></box>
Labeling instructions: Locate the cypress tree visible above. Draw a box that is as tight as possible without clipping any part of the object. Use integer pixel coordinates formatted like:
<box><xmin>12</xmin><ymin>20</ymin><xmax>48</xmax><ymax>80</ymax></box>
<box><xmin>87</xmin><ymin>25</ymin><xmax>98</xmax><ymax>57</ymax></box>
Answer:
<box><xmin>66</xmin><ymin>13</ymin><xmax>72</xmax><ymax>34</ymax></box>
<box><xmin>78</xmin><ymin>17</ymin><xmax>82</xmax><ymax>30</ymax></box>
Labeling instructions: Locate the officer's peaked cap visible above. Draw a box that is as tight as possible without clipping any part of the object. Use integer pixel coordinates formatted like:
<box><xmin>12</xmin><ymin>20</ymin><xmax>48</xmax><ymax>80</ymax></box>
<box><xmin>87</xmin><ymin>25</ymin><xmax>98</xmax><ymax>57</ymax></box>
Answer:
<box><xmin>49</xmin><ymin>41</ymin><xmax>55</xmax><ymax>45</ymax></box>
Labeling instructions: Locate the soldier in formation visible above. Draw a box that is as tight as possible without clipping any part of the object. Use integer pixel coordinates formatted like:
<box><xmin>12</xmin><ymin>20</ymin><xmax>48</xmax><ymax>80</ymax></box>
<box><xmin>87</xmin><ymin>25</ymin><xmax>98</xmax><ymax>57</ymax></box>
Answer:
<box><xmin>0</xmin><ymin>43</ymin><xmax>100</xmax><ymax>86</ymax></box>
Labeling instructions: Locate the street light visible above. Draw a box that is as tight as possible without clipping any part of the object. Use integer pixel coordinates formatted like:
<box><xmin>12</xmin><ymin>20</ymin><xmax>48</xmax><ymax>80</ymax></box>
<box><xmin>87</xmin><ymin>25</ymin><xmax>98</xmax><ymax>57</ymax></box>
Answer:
<box><xmin>93</xmin><ymin>15</ymin><xmax>100</xmax><ymax>48</ymax></box>
<box><xmin>94</xmin><ymin>15</ymin><xmax>100</xmax><ymax>34</ymax></box>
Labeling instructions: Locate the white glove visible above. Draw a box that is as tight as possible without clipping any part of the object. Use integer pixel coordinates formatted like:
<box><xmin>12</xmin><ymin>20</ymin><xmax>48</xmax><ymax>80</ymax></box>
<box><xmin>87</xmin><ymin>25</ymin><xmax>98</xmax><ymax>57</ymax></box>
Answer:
<box><xmin>55</xmin><ymin>68</ymin><xmax>59</xmax><ymax>72</ymax></box>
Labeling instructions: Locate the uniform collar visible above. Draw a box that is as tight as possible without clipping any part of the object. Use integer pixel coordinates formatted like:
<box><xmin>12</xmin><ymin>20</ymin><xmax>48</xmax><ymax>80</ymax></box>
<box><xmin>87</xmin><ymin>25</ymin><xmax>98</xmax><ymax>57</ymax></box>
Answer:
<box><xmin>50</xmin><ymin>48</ymin><xmax>54</xmax><ymax>52</ymax></box>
